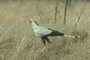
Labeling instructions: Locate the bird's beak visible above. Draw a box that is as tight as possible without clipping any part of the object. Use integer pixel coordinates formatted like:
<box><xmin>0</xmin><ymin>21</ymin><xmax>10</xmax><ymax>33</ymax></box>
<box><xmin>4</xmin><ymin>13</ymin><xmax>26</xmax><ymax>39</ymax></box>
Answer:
<box><xmin>27</xmin><ymin>20</ymin><xmax>31</xmax><ymax>23</ymax></box>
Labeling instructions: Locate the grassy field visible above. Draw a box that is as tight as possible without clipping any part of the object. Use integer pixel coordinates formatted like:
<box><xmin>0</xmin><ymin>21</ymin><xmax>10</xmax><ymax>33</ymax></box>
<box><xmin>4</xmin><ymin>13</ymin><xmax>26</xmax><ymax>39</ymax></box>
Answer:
<box><xmin>0</xmin><ymin>1</ymin><xmax>90</xmax><ymax>60</ymax></box>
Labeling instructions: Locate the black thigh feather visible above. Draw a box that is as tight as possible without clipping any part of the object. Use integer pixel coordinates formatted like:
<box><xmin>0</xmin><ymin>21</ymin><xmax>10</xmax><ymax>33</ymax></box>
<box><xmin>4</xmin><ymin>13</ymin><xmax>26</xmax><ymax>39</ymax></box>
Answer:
<box><xmin>41</xmin><ymin>36</ymin><xmax>51</xmax><ymax>45</ymax></box>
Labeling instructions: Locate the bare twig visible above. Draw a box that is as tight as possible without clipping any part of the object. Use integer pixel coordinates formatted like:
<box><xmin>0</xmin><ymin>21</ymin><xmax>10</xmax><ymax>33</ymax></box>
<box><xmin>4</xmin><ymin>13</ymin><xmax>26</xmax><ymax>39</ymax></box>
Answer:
<box><xmin>55</xmin><ymin>0</ymin><xmax>60</xmax><ymax>23</ymax></box>
<box><xmin>75</xmin><ymin>2</ymin><xmax>86</xmax><ymax>26</ymax></box>
<box><xmin>55</xmin><ymin>7</ymin><xmax>58</xmax><ymax>23</ymax></box>
<box><xmin>58</xmin><ymin>10</ymin><xmax>63</xmax><ymax>21</ymax></box>
<box><xmin>64</xmin><ymin>0</ymin><xmax>68</xmax><ymax>24</ymax></box>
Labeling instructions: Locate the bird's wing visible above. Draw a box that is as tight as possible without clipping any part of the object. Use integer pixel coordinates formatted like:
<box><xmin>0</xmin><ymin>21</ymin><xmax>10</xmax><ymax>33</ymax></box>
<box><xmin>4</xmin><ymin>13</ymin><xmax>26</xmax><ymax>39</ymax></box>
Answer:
<box><xmin>35</xmin><ymin>27</ymin><xmax>52</xmax><ymax>37</ymax></box>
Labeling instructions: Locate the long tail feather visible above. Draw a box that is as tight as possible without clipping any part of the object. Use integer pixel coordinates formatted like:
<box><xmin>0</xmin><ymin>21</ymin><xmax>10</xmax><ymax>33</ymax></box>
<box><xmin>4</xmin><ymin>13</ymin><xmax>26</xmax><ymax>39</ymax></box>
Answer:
<box><xmin>64</xmin><ymin>35</ymin><xmax>80</xmax><ymax>38</ymax></box>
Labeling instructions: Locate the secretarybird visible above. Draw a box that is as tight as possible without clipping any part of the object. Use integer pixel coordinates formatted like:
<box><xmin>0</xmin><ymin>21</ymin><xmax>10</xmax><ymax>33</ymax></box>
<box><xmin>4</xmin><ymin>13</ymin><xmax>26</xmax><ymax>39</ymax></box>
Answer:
<box><xmin>28</xmin><ymin>19</ymin><xmax>80</xmax><ymax>45</ymax></box>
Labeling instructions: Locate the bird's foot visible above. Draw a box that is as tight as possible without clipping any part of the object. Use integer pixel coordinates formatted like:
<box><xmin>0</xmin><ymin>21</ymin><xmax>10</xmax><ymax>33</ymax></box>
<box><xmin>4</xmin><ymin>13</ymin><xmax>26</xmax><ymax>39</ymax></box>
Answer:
<box><xmin>75</xmin><ymin>36</ymin><xmax>80</xmax><ymax>38</ymax></box>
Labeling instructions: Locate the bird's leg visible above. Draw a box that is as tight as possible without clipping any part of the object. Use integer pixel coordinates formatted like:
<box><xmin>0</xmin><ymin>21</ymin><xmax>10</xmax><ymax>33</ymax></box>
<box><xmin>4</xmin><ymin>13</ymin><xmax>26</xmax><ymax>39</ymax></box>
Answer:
<box><xmin>45</xmin><ymin>37</ymin><xmax>51</xmax><ymax>44</ymax></box>
<box><xmin>41</xmin><ymin>37</ymin><xmax>48</xmax><ymax>51</ymax></box>
<box><xmin>41</xmin><ymin>37</ymin><xmax>46</xmax><ymax>45</ymax></box>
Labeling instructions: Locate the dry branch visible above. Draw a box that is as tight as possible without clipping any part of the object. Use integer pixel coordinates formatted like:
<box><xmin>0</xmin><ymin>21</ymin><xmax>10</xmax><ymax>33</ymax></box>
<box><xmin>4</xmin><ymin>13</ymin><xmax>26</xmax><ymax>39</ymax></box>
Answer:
<box><xmin>75</xmin><ymin>3</ymin><xmax>86</xmax><ymax>26</ymax></box>
<box><xmin>54</xmin><ymin>0</ymin><xmax>60</xmax><ymax>23</ymax></box>
<box><xmin>64</xmin><ymin>0</ymin><xmax>68</xmax><ymax>24</ymax></box>
<box><xmin>55</xmin><ymin>6</ymin><xmax>58</xmax><ymax>23</ymax></box>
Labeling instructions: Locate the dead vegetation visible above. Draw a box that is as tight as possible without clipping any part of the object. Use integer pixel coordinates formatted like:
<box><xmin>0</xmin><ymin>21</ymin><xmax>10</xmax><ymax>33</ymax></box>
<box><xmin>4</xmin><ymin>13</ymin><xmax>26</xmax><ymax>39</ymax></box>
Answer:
<box><xmin>0</xmin><ymin>1</ymin><xmax>90</xmax><ymax>60</ymax></box>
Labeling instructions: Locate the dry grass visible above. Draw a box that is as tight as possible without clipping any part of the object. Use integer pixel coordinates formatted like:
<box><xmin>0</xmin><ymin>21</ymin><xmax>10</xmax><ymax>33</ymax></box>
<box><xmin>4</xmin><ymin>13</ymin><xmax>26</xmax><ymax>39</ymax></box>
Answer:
<box><xmin>0</xmin><ymin>1</ymin><xmax>90</xmax><ymax>60</ymax></box>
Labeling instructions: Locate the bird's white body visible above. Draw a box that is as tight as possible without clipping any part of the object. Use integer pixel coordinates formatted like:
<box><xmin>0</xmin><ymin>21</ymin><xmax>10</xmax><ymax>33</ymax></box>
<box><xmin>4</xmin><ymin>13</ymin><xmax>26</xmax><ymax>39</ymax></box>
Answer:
<box><xmin>31</xmin><ymin>20</ymin><xmax>52</xmax><ymax>37</ymax></box>
<box><xmin>34</xmin><ymin>27</ymin><xmax>52</xmax><ymax>37</ymax></box>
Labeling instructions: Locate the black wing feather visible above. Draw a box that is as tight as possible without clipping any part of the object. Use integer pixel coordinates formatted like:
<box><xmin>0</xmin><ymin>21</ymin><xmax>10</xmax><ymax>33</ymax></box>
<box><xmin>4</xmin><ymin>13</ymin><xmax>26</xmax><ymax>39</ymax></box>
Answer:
<box><xmin>47</xmin><ymin>28</ymin><xmax>64</xmax><ymax>36</ymax></box>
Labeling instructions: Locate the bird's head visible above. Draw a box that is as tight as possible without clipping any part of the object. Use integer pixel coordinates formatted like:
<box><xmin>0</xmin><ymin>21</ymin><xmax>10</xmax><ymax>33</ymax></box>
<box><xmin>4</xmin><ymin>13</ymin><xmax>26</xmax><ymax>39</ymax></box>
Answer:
<box><xmin>28</xmin><ymin>18</ymin><xmax>33</xmax><ymax>23</ymax></box>
<box><xmin>27</xmin><ymin>19</ymin><xmax>39</xmax><ymax>25</ymax></box>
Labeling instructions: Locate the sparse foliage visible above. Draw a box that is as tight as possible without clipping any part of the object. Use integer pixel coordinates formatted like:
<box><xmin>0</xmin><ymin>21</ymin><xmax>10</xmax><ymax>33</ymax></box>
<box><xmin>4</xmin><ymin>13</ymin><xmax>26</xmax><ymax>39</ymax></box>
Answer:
<box><xmin>68</xmin><ymin>0</ymin><xmax>72</xmax><ymax>6</ymax></box>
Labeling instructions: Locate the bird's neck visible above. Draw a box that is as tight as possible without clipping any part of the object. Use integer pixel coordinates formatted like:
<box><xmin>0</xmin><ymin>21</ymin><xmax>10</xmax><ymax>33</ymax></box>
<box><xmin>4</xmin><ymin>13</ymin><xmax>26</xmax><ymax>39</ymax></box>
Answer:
<box><xmin>31</xmin><ymin>21</ymin><xmax>39</xmax><ymax>30</ymax></box>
